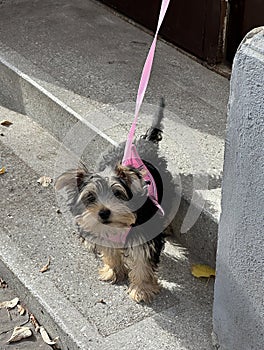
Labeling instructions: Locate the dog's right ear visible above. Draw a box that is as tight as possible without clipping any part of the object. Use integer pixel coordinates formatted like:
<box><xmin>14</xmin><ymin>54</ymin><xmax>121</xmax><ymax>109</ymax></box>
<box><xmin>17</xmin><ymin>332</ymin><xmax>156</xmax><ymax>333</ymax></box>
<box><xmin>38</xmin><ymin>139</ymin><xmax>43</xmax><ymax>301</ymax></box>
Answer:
<box><xmin>55</xmin><ymin>168</ymin><xmax>88</xmax><ymax>192</ymax></box>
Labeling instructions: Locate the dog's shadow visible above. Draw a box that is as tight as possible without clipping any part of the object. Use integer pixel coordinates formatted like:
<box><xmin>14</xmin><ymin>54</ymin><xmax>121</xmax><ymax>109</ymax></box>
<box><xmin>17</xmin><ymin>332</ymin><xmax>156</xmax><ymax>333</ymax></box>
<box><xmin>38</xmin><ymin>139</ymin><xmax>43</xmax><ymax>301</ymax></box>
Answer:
<box><xmin>141</xmin><ymin>240</ymin><xmax>215</xmax><ymax>347</ymax></box>
<box><xmin>149</xmin><ymin>240</ymin><xmax>190</xmax><ymax>310</ymax></box>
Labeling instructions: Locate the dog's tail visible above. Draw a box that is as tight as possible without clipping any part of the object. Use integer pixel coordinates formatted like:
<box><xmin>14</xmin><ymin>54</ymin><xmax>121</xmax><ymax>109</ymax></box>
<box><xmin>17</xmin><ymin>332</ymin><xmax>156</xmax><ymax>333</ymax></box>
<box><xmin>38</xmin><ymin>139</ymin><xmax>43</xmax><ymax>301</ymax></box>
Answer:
<box><xmin>141</xmin><ymin>97</ymin><xmax>165</xmax><ymax>144</ymax></box>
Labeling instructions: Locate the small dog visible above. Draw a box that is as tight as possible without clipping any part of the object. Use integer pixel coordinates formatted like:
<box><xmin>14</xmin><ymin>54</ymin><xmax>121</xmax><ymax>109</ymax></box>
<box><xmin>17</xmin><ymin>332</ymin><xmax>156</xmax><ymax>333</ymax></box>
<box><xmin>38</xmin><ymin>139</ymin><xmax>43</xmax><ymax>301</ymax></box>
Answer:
<box><xmin>55</xmin><ymin>98</ymin><xmax>176</xmax><ymax>302</ymax></box>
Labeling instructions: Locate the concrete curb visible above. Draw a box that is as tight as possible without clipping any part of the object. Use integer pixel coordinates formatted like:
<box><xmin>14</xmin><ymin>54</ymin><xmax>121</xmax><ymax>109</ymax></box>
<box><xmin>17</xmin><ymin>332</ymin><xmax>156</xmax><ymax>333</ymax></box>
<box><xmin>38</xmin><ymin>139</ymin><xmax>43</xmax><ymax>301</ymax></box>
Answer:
<box><xmin>0</xmin><ymin>234</ymin><xmax>103</xmax><ymax>350</ymax></box>
<box><xmin>0</xmin><ymin>57</ymin><xmax>117</xmax><ymax>144</ymax></box>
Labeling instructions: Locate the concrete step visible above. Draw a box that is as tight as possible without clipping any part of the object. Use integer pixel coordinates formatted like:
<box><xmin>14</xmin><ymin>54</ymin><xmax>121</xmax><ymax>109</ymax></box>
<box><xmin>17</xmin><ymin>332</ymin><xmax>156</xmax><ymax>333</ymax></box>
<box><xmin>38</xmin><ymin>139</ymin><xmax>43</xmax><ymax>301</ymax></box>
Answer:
<box><xmin>0</xmin><ymin>106</ymin><xmax>215</xmax><ymax>349</ymax></box>
<box><xmin>0</xmin><ymin>0</ymin><xmax>228</xmax><ymax>265</ymax></box>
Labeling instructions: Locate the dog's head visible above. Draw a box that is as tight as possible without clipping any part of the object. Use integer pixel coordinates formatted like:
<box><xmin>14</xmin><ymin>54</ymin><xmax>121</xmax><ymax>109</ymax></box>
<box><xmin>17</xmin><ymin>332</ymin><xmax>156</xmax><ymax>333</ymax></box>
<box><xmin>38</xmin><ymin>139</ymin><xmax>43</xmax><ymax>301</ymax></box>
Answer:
<box><xmin>55</xmin><ymin>164</ymin><xmax>149</xmax><ymax>239</ymax></box>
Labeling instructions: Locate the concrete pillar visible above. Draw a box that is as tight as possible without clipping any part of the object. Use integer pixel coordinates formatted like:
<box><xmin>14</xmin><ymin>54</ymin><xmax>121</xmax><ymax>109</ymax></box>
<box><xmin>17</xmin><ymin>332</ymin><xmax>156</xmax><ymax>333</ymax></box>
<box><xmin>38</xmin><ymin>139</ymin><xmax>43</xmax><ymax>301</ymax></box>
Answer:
<box><xmin>213</xmin><ymin>27</ymin><xmax>264</xmax><ymax>349</ymax></box>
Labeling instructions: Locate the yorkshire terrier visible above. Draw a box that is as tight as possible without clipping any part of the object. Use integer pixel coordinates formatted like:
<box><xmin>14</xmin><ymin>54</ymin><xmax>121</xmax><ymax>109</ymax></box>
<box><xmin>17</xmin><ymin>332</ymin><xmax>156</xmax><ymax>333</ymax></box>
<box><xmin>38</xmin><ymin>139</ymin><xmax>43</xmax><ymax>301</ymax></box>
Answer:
<box><xmin>55</xmin><ymin>98</ymin><xmax>176</xmax><ymax>303</ymax></box>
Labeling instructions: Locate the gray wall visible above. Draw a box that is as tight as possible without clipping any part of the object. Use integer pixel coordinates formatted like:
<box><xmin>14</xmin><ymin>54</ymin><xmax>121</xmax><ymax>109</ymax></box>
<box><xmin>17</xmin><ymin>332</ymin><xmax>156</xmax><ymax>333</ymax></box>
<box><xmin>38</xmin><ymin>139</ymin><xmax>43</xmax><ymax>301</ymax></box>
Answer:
<box><xmin>213</xmin><ymin>27</ymin><xmax>264</xmax><ymax>349</ymax></box>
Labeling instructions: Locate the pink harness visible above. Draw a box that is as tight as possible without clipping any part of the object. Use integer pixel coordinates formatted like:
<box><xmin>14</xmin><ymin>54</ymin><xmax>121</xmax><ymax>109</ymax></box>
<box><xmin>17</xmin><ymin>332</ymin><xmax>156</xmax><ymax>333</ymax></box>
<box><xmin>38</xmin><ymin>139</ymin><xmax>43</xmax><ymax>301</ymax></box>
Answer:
<box><xmin>122</xmin><ymin>0</ymin><xmax>170</xmax><ymax>216</ymax></box>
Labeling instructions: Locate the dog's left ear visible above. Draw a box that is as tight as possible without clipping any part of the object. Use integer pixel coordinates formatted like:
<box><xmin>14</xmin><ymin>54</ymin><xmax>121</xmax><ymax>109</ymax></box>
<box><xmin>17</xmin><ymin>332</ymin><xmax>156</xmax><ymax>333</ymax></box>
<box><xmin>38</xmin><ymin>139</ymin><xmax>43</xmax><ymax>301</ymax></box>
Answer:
<box><xmin>55</xmin><ymin>167</ymin><xmax>89</xmax><ymax>192</ymax></box>
<box><xmin>115</xmin><ymin>164</ymin><xmax>142</xmax><ymax>184</ymax></box>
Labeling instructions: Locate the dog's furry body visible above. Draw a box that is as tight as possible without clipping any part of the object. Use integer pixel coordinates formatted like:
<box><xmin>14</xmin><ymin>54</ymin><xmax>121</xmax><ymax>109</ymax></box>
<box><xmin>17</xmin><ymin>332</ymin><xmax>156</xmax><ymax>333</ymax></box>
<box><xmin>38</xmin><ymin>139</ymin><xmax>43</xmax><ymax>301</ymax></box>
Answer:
<box><xmin>56</xmin><ymin>99</ymin><xmax>176</xmax><ymax>302</ymax></box>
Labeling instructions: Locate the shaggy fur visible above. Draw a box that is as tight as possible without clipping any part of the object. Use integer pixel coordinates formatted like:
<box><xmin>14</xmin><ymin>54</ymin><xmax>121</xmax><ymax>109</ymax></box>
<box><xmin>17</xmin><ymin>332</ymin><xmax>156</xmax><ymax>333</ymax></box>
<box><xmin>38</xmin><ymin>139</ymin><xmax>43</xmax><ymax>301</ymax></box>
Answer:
<box><xmin>55</xmin><ymin>99</ymin><xmax>176</xmax><ymax>303</ymax></box>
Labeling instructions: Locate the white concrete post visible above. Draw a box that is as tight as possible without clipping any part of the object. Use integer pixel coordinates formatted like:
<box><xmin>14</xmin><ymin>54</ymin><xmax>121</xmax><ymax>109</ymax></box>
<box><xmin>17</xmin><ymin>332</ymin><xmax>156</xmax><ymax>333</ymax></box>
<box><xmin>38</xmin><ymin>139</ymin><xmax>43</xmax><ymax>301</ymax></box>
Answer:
<box><xmin>213</xmin><ymin>27</ymin><xmax>264</xmax><ymax>349</ymax></box>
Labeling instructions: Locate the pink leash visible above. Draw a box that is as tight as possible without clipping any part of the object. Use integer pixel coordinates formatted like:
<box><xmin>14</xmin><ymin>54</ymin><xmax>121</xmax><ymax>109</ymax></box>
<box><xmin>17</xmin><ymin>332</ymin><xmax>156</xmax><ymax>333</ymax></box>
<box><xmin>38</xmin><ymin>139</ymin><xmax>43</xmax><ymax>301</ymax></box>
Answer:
<box><xmin>122</xmin><ymin>0</ymin><xmax>170</xmax><ymax>215</ymax></box>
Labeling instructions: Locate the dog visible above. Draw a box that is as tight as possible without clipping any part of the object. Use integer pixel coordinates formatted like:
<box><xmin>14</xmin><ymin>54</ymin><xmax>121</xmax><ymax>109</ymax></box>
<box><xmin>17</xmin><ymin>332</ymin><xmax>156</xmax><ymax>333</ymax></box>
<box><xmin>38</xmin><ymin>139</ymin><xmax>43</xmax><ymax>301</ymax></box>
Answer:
<box><xmin>55</xmin><ymin>98</ymin><xmax>176</xmax><ymax>303</ymax></box>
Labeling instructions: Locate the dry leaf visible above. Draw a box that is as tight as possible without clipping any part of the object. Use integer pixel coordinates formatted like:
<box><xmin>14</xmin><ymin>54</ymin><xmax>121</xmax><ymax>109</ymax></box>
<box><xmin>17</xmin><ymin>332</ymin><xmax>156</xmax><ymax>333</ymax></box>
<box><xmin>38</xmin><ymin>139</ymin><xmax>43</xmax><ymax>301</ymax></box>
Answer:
<box><xmin>37</xmin><ymin>176</ymin><xmax>53</xmax><ymax>187</ymax></box>
<box><xmin>0</xmin><ymin>278</ymin><xmax>8</xmax><ymax>288</ymax></box>
<box><xmin>0</xmin><ymin>297</ymin><xmax>19</xmax><ymax>309</ymax></box>
<box><xmin>191</xmin><ymin>264</ymin><xmax>216</xmax><ymax>278</ymax></box>
<box><xmin>17</xmin><ymin>304</ymin><xmax>26</xmax><ymax>316</ymax></box>
<box><xmin>0</xmin><ymin>167</ymin><xmax>6</xmax><ymax>175</ymax></box>
<box><xmin>39</xmin><ymin>326</ymin><xmax>59</xmax><ymax>345</ymax></box>
<box><xmin>1</xmin><ymin>120</ymin><xmax>13</xmax><ymax>127</ymax></box>
<box><xmin>40</xmin><ymin>257</ymin><xmax>51</xmax><ymax>273</ymax></box>
<box><xmin>30</xmin><ymin>313</ymin><xmax>40</xmax><ymax>331</ymax></box>
<box><xmin>29</xmin><ymin>314</ymin><xmax>59</xmax><ymax>347</ymax></box>
<box><xmin>7</xmin><ymin>326</ymin><xmax>32</xmax><ymax>343</ymax></box>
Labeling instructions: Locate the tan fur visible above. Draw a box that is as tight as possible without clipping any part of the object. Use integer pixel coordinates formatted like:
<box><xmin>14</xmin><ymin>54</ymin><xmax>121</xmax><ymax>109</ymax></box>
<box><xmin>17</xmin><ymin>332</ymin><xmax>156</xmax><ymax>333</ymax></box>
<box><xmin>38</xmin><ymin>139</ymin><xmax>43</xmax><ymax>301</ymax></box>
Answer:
<box><xmin>76</xmin><ymin>205</ymin><xmax>136</xmax><ymax>236</ymax></box>
<box><xmin>115</xmin><ymin>164</ymin><xmax>137</xmax><ymax>184</ymax></box>
<box><xmin>94</xmin><ymin>243</ymin><xmax>161</xmax><ymax>302</ymax></box>
<box><xmin>125</xmin><ymin>246</ymin><xmax>161</xmax><ymax>303</ymax></box>
<box><xmin>98</xmin><ymin>247</ymin><xmax>128</xmax><ymax>283</ymax></box>
<box><xmin>115</xmin><ymin>164</ymin><xmax>145</xmax><ymax>194</ymax></box>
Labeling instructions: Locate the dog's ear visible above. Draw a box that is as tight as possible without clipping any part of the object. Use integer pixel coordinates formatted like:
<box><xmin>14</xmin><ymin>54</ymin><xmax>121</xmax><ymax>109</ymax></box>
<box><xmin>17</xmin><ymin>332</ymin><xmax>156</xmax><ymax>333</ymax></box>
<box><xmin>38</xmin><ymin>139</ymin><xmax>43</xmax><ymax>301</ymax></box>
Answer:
<box><xmin>115</xmin><ymin>164</ymin><xmax>145</xmax><ymax>196</ymax></box>
<box><xmin>115</xmin><ymin>164</ymin><xmax>142</xmax><ymax>184</ymax></box>
<box><xmin>55</xmin><ymin>167</ymin><xmax>88</xmax><ymax>192</ymax></box>
<box><xmin>115</xmin><ymin>164</ymin><xmax>129</xmax><ymax>181</ymax></box>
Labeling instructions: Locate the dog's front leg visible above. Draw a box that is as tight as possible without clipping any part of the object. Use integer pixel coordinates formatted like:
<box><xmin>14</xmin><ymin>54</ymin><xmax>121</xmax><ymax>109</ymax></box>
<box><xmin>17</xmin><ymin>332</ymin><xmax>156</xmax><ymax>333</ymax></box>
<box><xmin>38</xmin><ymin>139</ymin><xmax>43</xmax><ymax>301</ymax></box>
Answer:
<box><xmin>99</xmin><ymin>247</ymin><xmax>127</xmax><ymax>283</ymax></box>
<box><xmin>127</xmin><ymin>244</ymin><xmax>161</xmax><ymax>303</ymax></box>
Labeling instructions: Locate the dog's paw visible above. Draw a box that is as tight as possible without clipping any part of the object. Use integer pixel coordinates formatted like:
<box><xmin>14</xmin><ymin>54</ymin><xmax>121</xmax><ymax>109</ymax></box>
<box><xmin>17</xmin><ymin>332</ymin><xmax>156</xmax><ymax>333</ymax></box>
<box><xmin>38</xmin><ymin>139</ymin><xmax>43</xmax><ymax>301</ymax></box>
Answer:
<box><xmin>99</xmin><ymin>265</ymin><xmax>127</xmax><ymax>284</ymax></box>
<box><xmin>128</xmin><ymin>282</ymin><xmax>161</xmax><ymax>303</ymax></box>
<box><xmin>99</xmin><ymin>265</ymin><xmax>117</xmax><ymax>283</ymax></box>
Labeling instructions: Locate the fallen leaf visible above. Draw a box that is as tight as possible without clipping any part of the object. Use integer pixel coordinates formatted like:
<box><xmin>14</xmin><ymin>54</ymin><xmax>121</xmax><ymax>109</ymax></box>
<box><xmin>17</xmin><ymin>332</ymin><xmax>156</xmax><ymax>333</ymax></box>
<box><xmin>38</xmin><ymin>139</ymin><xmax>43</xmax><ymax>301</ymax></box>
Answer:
<box><xmin>17</xmin><ymin>304</ymin><xmax>26</xmax><ymax>316</ymax></box>
<box><xmin>37</xmin><ymin>175</ymin><xmax>53</xmax><ymax>187</ymax></box>
<box><xmin>0</xmin><ymin>297</ymin><xmax>19</xmax><ymax>309</ymax></box>
<box><xmin>0</xmin><ymin>278</ymin><xmax>8</xmax><ymax>288</ymax></box>
<box><xmin>39</xmin><ymin>257</ymin><xmax>51</xmax><ymax>273</ymax></box>
<box><xmin>30</xmin><ymin>313</ymin><xmax>40</xmax><ymax>331</ymax></box>
<box><xmin>30</xmin><ymin>313</ymin><xmax>59</xmax><ymax>347</ymax></box>
<box><xmin>1</xmin><ymin>120</ymin><xmax>13</xmax><ymax>127</ymax></box>
<box><xmin>39</xmin><ymin>326</ymin><xmax>59</xmax><ymax>345</ymax></box>
<box><xmin>191</xmin><ymin>264</ymin><xmax>216</xmax><ymax>278</ymax></box>
<box><xmin>7</xmin><ymin>326</ymin><xmax>32</xmax><ymax>343</ymax></box>
<box><xmin>0</xmin><ymin>167</ymin><xmax>6</xmax><ymax>175</ymax></box>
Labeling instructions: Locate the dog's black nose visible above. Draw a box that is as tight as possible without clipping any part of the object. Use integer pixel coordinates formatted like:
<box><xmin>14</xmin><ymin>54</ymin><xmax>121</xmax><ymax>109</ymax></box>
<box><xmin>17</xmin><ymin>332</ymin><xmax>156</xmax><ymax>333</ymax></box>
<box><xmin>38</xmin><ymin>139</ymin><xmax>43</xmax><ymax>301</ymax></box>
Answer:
<box><xmin>98</xmin><ymin>208</ymin><xmax>111</xmax><ymax>220</ymax></box>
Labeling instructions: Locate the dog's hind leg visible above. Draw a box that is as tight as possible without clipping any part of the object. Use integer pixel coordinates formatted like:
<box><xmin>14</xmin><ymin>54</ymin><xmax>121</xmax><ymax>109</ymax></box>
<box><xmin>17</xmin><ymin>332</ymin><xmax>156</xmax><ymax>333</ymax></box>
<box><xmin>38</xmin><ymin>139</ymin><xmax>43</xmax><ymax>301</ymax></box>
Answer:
<box><xmin>99</xmin><ymin>247</ymin><xmax>127</xmax><ymax>283</ymax></box>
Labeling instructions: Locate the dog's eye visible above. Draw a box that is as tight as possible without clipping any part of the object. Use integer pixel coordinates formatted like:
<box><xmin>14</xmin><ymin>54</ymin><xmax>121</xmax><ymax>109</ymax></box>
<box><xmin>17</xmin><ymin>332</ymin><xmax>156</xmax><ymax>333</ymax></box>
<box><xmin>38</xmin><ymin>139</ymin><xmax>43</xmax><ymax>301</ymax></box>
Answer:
<box><xmin>113</xmin><ymin>189</ymin><xmax>127</xmax><ymax>201</ymax></box>
<box><xmin>87</xmin><ymin>193</ymin><xmax>96</xmax><ymax>203</ymax></box>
